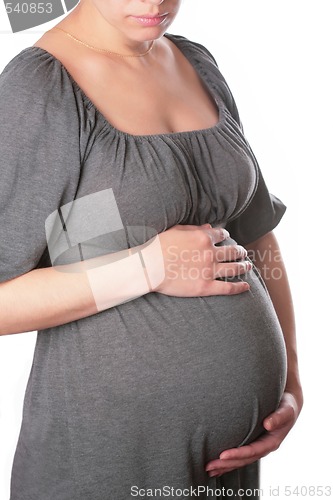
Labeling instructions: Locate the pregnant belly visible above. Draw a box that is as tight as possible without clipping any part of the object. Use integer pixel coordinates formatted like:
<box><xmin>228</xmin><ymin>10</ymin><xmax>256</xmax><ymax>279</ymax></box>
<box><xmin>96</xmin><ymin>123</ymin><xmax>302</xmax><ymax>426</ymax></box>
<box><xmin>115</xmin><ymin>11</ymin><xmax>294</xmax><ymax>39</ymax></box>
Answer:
<box><xmin>116</xmin><ymin>266</ymin><xmax>287</xmax><ymax>454</ymax></box>
<box><xmin>31</xmin><ymin>264</ymin><xmax>287</xmax><ymax>495</ymax></box>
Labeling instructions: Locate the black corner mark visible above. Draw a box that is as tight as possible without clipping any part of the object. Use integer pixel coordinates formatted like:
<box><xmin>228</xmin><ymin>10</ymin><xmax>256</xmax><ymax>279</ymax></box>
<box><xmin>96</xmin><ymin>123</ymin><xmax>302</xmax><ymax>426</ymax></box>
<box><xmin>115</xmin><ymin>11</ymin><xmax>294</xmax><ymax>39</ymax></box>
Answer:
<box><xmin>4</xmin><ymin>0</ymin><xmax>79</xmax><ymax>33</ymax></box>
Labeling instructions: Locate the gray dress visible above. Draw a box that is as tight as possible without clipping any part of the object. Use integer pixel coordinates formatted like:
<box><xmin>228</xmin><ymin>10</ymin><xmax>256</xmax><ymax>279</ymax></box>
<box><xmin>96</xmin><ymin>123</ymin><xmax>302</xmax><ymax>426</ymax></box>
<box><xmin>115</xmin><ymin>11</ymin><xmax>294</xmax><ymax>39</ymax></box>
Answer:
<box><xmin>0</xmin><ymin>34</ymin><xmax>287</xmax><ymax>500</ymax></box>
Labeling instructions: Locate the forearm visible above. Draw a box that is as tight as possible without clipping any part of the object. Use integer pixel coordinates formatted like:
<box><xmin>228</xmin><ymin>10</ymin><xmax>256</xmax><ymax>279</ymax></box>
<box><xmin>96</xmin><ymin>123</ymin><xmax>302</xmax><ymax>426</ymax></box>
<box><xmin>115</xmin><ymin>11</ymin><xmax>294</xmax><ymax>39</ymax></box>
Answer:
<box><xmin>246</xmin><ymin>231</ymin><xmax>303</xmax><ymax>400</ymax></box>
<box><xmin>0</xmin><ymin>245</ymin><xmax>155</xmax><ymax>336</ymax></box>
<box><xmin>0</xmin><ymin>223</ymin><xmax>255</xmax><ymax>335</ymax></box>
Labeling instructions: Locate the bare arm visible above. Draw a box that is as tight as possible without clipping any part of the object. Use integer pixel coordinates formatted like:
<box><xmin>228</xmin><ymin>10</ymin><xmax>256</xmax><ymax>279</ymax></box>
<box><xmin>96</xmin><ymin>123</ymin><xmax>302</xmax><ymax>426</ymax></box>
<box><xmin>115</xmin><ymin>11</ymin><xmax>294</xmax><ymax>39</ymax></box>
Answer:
<box><xmin>0</xmin><ymin>248</ymin><xmax>149</xmax><ymax>335</ymax></box>
<box><xmin>0</xmin><ymin>224</ymin><xmax>250</xmax><ymax>336</ymax></box>
<box><xmin>246</xmin><ymin>230</ymin><xmax>302</xmax><ymax>400</ymax></box>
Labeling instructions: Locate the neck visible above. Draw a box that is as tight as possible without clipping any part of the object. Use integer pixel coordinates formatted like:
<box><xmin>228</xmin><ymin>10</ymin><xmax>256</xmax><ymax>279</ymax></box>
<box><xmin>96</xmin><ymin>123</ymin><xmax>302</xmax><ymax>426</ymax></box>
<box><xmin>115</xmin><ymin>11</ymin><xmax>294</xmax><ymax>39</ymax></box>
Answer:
<box><xmin>62</xmin><ymin>0</ymin><xmax>155</xmax><ymax>57</ymax></box>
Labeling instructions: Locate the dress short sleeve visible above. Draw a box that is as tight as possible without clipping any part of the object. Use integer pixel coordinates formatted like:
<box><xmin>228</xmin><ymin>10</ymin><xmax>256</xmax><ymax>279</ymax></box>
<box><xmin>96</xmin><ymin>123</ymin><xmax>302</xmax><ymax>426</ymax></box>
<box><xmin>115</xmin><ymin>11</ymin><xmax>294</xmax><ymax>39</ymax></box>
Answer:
<box><xmin>0</xmin><ymin>48</ymin><xmax>82</xmax><ymax>283</ymax></box>
<box><xmin>225</xmin><ymin>169</ymin><xmax>286</xmax><ymax>246</ymax></box>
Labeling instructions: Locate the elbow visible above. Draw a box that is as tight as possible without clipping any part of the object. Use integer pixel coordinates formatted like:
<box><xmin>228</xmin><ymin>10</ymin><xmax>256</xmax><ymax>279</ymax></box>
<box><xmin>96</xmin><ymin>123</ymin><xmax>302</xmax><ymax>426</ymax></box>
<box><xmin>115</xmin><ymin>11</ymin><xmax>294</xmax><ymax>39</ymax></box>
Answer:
<box><xmin>0</xmin><ymin>316</ymin><xmax>18</xmax><ymax>336</ymax></box>
<box><xmin>245</xmin><ymin>230</ymin><xmax>276</xmax><ymax>253</ymax></box>
<box><xmin>0</xmin><ymin>298</ymin><xmax>26</xmax><ymax>336</ymax></box>
<box><xmin>0</xmin><ymin>320</ymin><xmax>35</xmax><ymax>336</ymax></box>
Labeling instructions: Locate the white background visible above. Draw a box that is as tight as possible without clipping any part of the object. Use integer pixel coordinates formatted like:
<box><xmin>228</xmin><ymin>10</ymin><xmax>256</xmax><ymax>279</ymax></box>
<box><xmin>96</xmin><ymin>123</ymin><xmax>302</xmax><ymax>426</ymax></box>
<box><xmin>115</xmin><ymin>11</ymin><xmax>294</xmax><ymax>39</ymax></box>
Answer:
<box><xmin>0</xmin><ymin>1</ymin><xmax>332</xmax><ymax>499</ymax></box>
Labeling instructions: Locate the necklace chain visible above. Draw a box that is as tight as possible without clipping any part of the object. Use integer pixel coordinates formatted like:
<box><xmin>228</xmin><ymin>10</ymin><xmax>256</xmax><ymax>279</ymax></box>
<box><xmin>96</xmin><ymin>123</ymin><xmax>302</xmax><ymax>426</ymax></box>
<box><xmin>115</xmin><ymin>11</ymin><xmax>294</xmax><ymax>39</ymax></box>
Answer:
<box><xmin>50</xmin><ymin>27</ymin><xmax>155</xmax><ymax>58</ymax></box>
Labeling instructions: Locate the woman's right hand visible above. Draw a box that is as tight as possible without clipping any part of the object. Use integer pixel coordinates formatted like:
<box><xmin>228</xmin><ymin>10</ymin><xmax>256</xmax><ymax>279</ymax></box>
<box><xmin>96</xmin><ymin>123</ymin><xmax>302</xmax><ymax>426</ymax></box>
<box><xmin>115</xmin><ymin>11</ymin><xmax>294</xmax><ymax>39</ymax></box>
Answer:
<box><xmin>0</xmin><ymin>223</ymin><xmax>251</xmax><ymax>335</ymax></box>
<box><xmin>143</xmin><ymin>223</ymin><xmax>252</xmax><ymax>297</ymax></box>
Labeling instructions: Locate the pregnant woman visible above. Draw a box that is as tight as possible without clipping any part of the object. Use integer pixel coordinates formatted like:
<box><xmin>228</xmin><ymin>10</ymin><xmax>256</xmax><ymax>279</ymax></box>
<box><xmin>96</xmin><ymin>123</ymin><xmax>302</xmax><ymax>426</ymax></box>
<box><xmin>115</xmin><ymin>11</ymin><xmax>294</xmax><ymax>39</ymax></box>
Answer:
<box><xmin>0</xmin><ymin>0</ymin><xmax>303</xmax><ymax>498</ymax></box>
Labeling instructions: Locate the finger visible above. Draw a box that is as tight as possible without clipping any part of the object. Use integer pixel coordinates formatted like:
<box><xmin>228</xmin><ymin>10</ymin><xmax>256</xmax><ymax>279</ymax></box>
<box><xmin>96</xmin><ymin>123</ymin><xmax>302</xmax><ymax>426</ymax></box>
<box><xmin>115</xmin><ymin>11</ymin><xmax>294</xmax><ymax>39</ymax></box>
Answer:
<box><xmin>207</xmin><ymin>466</ymin><xmax>235</xmax><ymax>477</ymax></box>
<box><xmin>175</xmin><ymin>224</ymin><xmax>205</xmax><ymax>231</ymax></box>
<box><xmin>264</xmin><ymin>404</ymin><xmax>296</xmax><ymax>431</ymax></box>
<box><xmin>209</xmin><ymin>457</ymin><xmax>262</xmax><ymax>472</ymax></box>
<box><xmin>177</xmin><ymin>224</ymin><xmax>224</xmax><ymax>233</ymax></box>
<box><xmin>206</xmin><ymin>458</ymin><xmax>230</xmax><ymax>471</ymax></box>
<box><xmin>206</xmin><ymin>458</ymin><xmax>247</xmax><ymax>475</ymax></box>
<box><xmin>215</xmin><ymin>245</ymin><xmax>248</xmax><ymax>262</ymax></box>
<box><xmin>219</xmin><ymin>434</ymin><xmax>280</xmax><ymax>461</ymax></box>
<box><xmin>208</xmin><ymin>227</ymin><xmax>230</xmax><ymax>245</ymax></box>
<box><xmin>214</xmin><ymin>261</ymin><xmax>253</xmax><ymax>278</ymax></box>
<box><xmin>204</xmin><ymin>279</ymin><xmax>250</xmax><ymax>296</ymax></box>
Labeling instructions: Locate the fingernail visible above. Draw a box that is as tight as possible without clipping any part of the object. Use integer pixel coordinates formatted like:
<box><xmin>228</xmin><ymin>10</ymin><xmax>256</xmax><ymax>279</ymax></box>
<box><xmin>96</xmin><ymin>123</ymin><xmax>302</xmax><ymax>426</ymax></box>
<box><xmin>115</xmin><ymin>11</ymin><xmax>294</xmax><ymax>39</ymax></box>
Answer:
<box><xmin>266</xmin><ymin>417</ymin><xmax>274</xmax><ymax>428</ymax></box>
<box><xmin>208</xmin><ymin>471</ymin><xmax>219</xmax><ymax>477</ymax></box>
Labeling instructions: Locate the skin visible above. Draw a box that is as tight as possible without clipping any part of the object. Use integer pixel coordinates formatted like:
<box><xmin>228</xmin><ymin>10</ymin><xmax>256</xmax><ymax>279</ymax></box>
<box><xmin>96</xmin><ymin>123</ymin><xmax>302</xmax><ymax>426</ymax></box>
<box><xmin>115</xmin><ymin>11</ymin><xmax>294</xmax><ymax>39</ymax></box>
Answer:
<box><xmin>0</xmin><ymin>225</ymin><xmax>250</xmax><ymax>335</ymax></box>
<box><xmin>33</xmin><ymin>0</ymin><xmax>220</xmax><ymax>136</ymax></box>
<box><xmin>2</xmin><ymin>0</ymin><xmax>303</xmax><ymax>479</ymax></box>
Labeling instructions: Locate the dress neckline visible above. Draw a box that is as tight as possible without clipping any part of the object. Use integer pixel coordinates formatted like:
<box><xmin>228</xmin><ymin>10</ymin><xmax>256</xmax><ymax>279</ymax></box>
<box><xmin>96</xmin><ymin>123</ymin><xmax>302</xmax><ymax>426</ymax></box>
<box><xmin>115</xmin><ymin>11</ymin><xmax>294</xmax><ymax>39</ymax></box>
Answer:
<box><xmin>26</xmin><ymin>33</ymin><xmax>226</xmax><ymax>141</ymax></box>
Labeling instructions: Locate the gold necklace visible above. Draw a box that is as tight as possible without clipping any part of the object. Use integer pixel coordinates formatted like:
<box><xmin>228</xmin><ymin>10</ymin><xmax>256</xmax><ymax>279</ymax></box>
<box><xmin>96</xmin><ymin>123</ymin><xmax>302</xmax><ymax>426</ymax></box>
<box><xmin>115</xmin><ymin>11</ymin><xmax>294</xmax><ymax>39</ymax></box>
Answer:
<box><xmin>50</xmin><ymin>27</ymin><xmax>155</xmax><ymax>58</ymax></box>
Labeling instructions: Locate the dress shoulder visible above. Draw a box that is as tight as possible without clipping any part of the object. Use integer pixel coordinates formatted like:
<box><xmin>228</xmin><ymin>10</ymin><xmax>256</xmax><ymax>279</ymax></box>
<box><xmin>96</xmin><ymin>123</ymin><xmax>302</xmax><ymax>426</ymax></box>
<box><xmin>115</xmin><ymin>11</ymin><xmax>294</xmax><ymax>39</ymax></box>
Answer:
<box><xmin>165</xmin><ymin>33</ymin><xmax>242</xmax><ymax>127</ymax></box>
<box><xmin>165</xmin><ymin>33</ymin><xmax>219</xmax><ymax>65</ymax></box>
<box><xmin>1</xmin><ymin>47</ymin><xmax>72</xmax><ymax>105</ymax></box>
<box><xmin>0</xmin><ymin>47</ymin><xmax>84</xmax><ymax>282</ymax></box>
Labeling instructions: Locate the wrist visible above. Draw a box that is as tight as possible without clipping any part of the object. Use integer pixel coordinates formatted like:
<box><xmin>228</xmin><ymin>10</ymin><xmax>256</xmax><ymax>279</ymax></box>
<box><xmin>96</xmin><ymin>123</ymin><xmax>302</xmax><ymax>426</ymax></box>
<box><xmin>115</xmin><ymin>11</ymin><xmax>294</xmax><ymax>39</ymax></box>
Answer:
<box><xmin>140</xmin><ymin>234</ymin><xmax>166</xmax><ymax>292</ymax></box>
<box><xmin>86</xmin><ymin>249</ymin><xmax>151</xmax><ymax>311</ymax></box>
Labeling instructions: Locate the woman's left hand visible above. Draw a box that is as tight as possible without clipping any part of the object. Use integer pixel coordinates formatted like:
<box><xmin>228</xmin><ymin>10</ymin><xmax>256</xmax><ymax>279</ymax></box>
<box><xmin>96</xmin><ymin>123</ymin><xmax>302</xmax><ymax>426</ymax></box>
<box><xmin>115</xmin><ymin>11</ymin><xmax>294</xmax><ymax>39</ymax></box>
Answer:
<box><xmin>205</xmin><ymin>390</ymin><xmax>303</xmax><ymax>477</ymax></box>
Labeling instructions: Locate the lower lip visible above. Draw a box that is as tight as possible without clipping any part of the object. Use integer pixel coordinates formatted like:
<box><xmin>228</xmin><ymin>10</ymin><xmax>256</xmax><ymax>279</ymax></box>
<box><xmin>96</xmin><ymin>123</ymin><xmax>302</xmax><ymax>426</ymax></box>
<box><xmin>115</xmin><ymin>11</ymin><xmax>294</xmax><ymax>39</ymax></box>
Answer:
<box><xmin>131</xmin><ymin>14</ymin><xmax>168</xmax><ymax>27</ymax></box>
